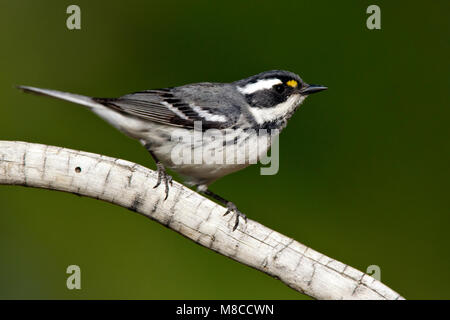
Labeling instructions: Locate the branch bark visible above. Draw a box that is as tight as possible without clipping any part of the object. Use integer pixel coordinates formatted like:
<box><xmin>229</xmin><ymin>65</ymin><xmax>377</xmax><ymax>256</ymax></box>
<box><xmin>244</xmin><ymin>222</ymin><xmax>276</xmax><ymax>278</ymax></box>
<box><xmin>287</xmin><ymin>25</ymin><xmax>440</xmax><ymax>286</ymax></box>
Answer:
<box><xmin>0</xmin><ymin>140</ymin><xmax>404</xmax><ymax>300</ymax></box>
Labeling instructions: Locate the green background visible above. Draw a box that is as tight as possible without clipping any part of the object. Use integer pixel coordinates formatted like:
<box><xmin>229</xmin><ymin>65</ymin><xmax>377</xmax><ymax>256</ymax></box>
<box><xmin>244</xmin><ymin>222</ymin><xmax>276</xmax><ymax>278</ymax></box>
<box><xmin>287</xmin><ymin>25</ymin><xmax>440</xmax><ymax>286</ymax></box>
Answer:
<box><xmin>0</xmin><ymin>0</ymin><xmax>448</xmax><ymax>299</ymax></box>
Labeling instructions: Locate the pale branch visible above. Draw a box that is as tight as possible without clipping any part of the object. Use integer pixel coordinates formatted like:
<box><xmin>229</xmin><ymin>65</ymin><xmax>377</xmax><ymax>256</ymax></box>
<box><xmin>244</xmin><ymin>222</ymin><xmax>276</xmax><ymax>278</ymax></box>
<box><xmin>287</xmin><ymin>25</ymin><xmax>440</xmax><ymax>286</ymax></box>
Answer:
<box><xmin>0</xmin><ymin>140</ymin><xmax>404</xmax><ymax>300</ymax></box>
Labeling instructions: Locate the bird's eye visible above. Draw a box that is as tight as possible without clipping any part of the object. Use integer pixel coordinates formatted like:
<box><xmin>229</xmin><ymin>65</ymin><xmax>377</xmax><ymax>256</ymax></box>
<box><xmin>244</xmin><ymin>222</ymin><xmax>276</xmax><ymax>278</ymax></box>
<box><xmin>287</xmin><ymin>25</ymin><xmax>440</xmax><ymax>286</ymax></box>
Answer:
<box><xmin>274</xmin><ymin>84</ymin><xmax>285</xmax><ymax>94</ymax></box>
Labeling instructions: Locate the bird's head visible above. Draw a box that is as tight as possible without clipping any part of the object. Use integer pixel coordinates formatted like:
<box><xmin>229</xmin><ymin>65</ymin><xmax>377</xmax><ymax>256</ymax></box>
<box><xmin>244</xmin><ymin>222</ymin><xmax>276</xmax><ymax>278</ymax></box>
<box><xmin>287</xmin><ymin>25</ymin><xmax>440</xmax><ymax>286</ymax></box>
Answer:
<box><xmin>234</xmin><ymin>70</ymin><xmax>327</xmax><ymax>125</ymax></box>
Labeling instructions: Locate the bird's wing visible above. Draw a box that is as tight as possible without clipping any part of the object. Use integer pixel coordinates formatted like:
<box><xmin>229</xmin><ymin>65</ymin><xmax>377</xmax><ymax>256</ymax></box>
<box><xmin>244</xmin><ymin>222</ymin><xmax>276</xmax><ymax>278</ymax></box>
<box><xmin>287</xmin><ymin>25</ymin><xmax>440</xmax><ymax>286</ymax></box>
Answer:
<box><xmin>95</xmin><ymin>86</ymin><xmax>240</xmax><ymax>130</ymax></box>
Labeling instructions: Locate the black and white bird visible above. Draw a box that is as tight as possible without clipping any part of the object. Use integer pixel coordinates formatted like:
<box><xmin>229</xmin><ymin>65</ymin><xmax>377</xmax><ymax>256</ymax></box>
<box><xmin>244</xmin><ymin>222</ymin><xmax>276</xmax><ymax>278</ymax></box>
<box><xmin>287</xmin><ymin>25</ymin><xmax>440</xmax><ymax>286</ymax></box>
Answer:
<box><xmin>18</xmin><ymin>70</ymin><xmax>327</xmax><ymax>230</ymax></box>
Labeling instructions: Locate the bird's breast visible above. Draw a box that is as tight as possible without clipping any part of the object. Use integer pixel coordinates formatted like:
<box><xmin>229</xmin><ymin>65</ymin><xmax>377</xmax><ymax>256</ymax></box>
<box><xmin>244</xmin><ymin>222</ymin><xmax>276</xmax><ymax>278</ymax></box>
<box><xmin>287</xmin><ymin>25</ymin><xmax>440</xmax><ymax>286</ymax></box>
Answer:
<box><xmin>146</xmin><ymin>127</ymin><xmax>276</xmax><ymax>185</ymax></box>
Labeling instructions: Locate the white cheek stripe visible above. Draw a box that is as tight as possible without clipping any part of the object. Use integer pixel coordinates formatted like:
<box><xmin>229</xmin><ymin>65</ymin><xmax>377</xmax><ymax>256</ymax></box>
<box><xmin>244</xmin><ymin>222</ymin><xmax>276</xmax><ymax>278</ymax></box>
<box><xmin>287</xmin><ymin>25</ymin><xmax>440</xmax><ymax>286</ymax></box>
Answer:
<box><xmin>190</xmin><ymin>104</ymin><xmax>228</xmax><ymax>122</ymax></box>
<box><xmin>249</xmin><ymin>94</ymin><xmax>305</xmax><ymax>124</ymax></box>
<box><xmin>237</xmin><ymin>78</ymin><xmax>282</xmax><ymax>94</ymax></box>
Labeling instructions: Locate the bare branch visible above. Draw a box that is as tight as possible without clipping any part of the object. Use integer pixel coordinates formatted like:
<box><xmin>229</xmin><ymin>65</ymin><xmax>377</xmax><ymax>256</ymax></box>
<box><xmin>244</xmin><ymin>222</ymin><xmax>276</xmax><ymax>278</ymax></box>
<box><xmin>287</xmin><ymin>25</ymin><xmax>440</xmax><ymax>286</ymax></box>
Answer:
<box><xmin>0</xmin><ymin>140</ymin><xmax>404</xmax><ymax>300</ymax></box>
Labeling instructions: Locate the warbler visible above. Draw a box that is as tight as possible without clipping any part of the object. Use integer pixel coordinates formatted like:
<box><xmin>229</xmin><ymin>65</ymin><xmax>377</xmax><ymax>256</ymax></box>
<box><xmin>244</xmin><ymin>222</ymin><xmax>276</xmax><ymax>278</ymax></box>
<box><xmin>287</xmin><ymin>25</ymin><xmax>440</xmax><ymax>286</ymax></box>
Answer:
<box><xmin>18</xmin><ymin>70</ymin><xmax>326</xmax><ymax>230</ymax></box>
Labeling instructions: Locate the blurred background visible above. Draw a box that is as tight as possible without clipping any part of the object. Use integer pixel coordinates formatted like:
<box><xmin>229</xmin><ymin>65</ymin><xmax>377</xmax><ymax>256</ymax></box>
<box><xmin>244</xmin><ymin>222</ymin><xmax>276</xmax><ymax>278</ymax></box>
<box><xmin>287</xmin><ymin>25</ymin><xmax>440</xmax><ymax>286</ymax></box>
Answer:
<box><xmin>0</xmin><ymin>0</ymin><xmax>449</xmax><ymax>299</ymax></box>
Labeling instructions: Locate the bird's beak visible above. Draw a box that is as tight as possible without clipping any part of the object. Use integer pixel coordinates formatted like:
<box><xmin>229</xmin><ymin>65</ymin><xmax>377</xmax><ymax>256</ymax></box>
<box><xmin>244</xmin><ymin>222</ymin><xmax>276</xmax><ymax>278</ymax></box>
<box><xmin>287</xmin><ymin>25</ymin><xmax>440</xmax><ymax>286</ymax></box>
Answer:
<box><xmin>300</xmin><ymin>84</ymin><xmax>328</xmax><ymax>95</ymax></box>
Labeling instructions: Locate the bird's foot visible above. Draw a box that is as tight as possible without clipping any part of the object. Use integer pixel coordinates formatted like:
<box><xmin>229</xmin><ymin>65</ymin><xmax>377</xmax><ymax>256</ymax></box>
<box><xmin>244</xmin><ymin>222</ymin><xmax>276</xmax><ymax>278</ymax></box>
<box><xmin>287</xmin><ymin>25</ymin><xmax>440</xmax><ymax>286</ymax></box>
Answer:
<box><xmin>224</xmin><ymin>202</ymin><xmax>247</xmax><ymax>231</ymax></box>
<box><xmin>153</xmin><ymin>162</ymin><xmax>173</xmax><ymax>200</ymax></box>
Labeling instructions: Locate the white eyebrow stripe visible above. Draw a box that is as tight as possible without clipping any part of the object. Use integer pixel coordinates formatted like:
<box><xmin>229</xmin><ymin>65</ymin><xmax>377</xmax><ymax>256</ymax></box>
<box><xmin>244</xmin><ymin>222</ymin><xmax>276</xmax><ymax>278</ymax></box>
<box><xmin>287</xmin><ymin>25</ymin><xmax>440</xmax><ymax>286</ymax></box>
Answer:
<box><xmin>237</xmin><ymin>78</ymin><xmax>282</xmax><ymax>94</ymax></box>
<box><xmin>190</xmin><ymin>104</ymin><xmax>228</xmax><ymax>122</ymax></box>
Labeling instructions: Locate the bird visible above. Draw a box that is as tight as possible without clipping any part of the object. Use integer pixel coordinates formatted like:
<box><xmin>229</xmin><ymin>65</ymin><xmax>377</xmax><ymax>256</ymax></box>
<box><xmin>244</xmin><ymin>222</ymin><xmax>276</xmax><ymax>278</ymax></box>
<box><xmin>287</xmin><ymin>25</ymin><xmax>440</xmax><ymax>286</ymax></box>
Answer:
<box><xmin>18</xmin><ymin>70</ymin><xmax>327</xmax><ymax>230</ymax></box>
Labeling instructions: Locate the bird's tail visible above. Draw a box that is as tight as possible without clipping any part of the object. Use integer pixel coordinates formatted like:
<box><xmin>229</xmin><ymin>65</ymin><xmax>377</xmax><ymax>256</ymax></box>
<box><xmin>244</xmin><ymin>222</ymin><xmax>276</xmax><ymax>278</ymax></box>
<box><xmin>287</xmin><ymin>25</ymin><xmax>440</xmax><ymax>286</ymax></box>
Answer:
<box><xmin>17</xmin><ymin>85</ymin><xmax>104</xmax><ymax>109</ymax></box>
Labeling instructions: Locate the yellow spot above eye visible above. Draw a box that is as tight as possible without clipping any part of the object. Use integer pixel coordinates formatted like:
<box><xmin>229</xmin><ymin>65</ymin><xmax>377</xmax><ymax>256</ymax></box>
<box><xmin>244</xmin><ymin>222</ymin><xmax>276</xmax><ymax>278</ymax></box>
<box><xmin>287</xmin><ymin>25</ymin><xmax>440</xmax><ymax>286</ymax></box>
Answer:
<box><xmin>286</xmin><ymin>80</ymin><xmax>298</xmax><ymax>88</ymax></box>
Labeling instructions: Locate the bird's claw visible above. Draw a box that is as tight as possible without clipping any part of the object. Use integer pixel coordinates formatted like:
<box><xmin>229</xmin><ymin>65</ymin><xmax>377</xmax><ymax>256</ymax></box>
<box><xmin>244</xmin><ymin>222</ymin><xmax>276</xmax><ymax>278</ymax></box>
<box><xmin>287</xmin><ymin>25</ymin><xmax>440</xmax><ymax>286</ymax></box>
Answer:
<box><xmin>224</xmin><ymin>202</ymin><xmax>247</xmax><ymax>231</ymax></box>
<box><xmin>153</xmin><ymin>162</ymin><xmax>172</xmax><ymax>200</ymax></box>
